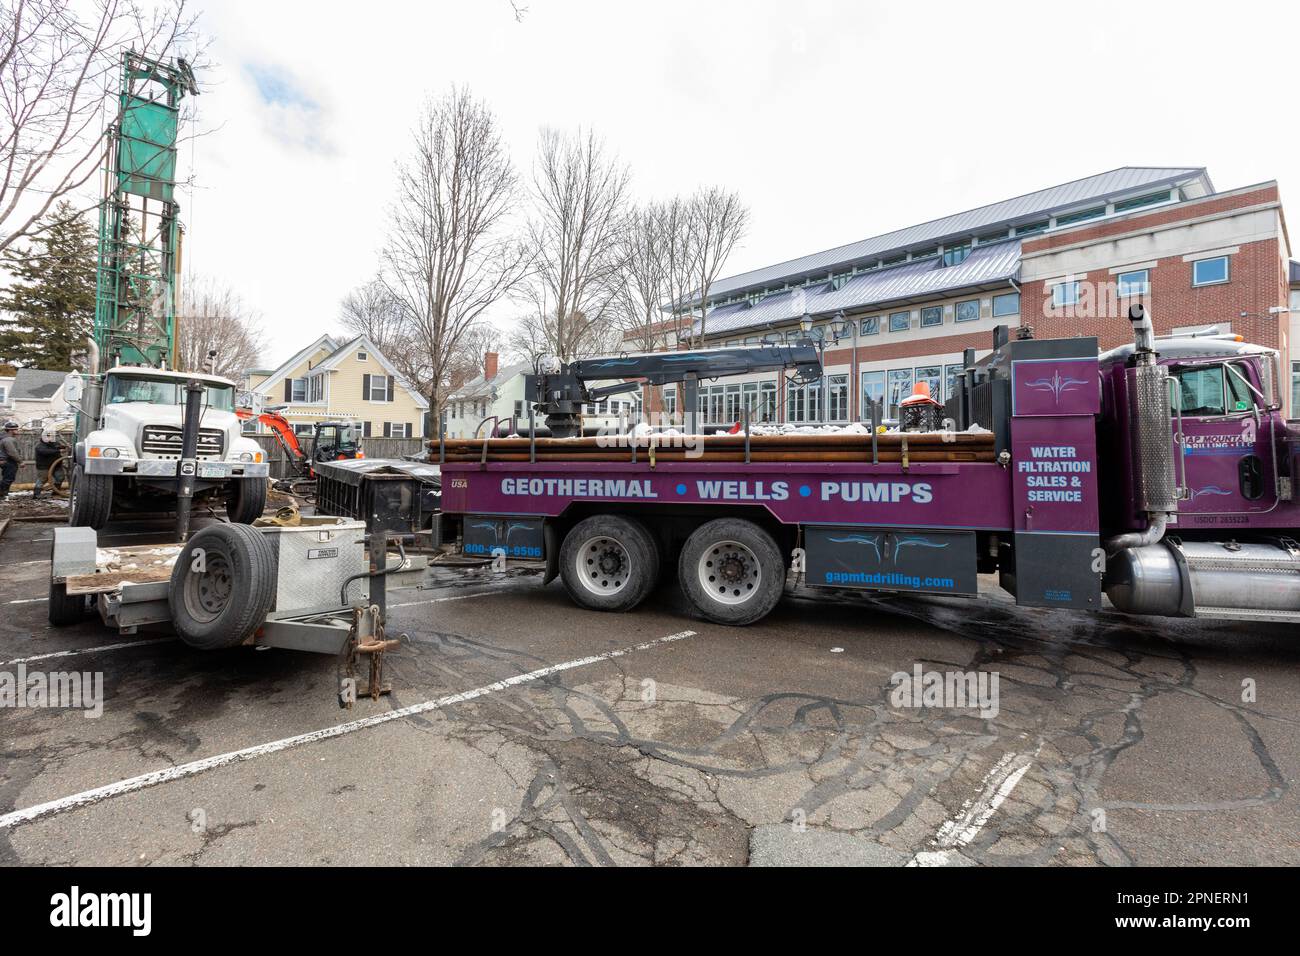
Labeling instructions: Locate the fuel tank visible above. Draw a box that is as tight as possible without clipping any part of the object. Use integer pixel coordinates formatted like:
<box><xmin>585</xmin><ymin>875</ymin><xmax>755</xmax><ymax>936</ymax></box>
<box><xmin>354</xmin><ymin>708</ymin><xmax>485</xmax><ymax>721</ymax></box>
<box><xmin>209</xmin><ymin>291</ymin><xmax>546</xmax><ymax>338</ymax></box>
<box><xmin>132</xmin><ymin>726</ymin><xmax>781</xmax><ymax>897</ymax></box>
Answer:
<box><xmin>1105</xmin><ymin>539</ymin><xmax>1300</xmax><ymax>622</ymax></box>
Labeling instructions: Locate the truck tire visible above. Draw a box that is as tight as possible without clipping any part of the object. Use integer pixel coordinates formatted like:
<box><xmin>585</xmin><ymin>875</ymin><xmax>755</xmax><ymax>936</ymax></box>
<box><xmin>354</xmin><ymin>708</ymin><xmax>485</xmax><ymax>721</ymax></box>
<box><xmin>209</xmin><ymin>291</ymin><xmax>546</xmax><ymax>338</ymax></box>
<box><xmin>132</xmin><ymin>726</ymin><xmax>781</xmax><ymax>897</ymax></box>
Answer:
<box><xmin>68</xmin><ymin>463</ymin><xmax>112</xmax><ymax>529</ymax></box>
<box><xmin>48</xmin><ymin>579</ymin><xmax>87</xmax><ymax>626</ymax></box>
<box><xmin>559</xmin><ymin>515</ymin><xmax>660</xmax><ymax>612</ymax></box>
<box><xmin>168</xmin><ymin>523</ymin><xmax>276</xmax><ymax>650</ymax></box>
<box><xmin>678</xmin><ymin>518</ymin><xmax>785</xmax><ymax>625</ymax></box>
<box><xmin>226</xmin><ymin>477</ymin><xmax>268</xmax><ymax>524</ymax></box>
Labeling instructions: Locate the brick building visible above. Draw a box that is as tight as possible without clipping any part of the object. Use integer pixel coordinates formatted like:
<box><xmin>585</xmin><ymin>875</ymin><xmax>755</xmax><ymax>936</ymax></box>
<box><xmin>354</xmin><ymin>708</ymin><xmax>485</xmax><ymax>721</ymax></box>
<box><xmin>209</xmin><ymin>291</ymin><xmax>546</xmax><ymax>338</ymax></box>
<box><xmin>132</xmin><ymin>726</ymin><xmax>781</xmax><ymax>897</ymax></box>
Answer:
<box><xmin>659</xmin><ymin>167</ymin><xmax>1295</xmax><ymax>424</ymax></box>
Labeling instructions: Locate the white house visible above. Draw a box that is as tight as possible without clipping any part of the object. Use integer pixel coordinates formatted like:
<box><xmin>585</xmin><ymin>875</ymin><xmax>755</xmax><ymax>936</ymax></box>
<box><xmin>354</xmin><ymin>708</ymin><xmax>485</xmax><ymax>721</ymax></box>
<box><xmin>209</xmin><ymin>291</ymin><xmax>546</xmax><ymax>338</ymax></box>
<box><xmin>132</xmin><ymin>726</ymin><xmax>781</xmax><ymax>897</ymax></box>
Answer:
<box><xmin>8</xmin><ymin>368</ymin><xmax>72</xmax><ymax>427</ymax></box>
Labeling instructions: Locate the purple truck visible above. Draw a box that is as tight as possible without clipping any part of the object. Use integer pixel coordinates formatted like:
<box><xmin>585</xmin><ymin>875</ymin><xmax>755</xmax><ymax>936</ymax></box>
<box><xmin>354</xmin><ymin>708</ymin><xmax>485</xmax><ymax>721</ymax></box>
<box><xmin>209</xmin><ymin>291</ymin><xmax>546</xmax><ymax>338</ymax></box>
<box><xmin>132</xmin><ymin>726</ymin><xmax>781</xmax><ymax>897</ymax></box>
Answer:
<box><xmin>439</xmin><ymin>305</ymin><xmax>1300</xmax><ymax>627</ymax></box>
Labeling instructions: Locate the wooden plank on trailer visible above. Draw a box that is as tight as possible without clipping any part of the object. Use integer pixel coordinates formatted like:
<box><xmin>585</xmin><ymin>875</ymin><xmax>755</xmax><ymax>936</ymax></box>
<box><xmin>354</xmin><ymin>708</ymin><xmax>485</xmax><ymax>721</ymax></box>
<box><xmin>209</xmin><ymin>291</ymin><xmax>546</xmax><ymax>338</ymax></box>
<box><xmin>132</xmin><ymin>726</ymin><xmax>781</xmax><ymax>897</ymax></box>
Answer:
<box><xmin>67</xmin><ymin>566</ymin><xmax>174</xmax><ymax>594</ymax></box>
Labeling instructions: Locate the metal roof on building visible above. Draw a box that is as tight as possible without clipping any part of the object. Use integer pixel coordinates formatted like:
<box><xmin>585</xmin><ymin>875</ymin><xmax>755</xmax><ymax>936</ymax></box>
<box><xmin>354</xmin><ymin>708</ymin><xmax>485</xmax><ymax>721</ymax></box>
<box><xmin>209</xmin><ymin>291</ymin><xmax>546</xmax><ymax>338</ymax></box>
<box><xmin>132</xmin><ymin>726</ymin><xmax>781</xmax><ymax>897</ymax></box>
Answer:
<box><xmin>697</xmin><ymin>238</ymin><xmax>1022</xmax><ymax>337</ymax></box>
<box><xmin>704</xmin><ymin>166</ymin><xmax>1209</xmax><ymax>303</ymax></box>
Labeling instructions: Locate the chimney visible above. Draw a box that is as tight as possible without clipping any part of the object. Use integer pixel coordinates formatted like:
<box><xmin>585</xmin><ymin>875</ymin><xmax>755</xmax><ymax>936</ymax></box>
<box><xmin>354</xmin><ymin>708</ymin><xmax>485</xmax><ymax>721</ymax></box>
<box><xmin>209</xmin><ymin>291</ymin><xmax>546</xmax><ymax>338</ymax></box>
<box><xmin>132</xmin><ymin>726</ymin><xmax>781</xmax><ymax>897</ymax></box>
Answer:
<box><xmin>484</xmin><ymin>351</ymin><xmax>499</xmax><ymax>381</ymax></box>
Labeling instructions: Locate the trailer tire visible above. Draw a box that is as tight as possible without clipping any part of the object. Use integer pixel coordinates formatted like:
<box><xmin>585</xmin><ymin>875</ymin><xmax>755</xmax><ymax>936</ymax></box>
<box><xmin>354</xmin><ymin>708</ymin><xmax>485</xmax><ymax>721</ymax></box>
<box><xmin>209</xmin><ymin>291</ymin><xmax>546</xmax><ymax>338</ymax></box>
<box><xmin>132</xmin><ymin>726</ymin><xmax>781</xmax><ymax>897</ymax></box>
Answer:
<box><xmin>226</xmin><ymin>477</ymin><xmax>268</xmax><ymax>524</ymax></box>
<box><xmin>559</xmin><ymin>515</ymin><xmax>660</xmax><ymax>612</ymax></box>
<box><xmin>47</xmin><ymin>579</ymin><xmax>87</xmax><ymax>626</ymax></box>
<box><xmin>68</xmin><ymin>464</ymin><xmax>112</xmax><ymax>529</ymax></box>
<box><xmin>168</xmin><ymin>523</ymin><xmax>276</xmax><ymax>650</ymax></box>
<box><xmin>678</xmin><ymin>518</ymin><xmax>785</xmax><ymax>625</ymax></box>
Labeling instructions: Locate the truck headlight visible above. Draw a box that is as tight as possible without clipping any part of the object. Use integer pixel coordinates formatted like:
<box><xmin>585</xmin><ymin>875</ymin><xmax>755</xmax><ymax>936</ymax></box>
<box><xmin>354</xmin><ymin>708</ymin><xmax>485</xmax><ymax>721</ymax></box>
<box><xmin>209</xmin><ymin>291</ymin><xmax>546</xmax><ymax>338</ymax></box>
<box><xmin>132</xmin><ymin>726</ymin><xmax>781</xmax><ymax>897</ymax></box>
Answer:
<box><xmin>238</xmin><ymin>451</ymin><xmax>254</xmax><ymax>462</ymax></box>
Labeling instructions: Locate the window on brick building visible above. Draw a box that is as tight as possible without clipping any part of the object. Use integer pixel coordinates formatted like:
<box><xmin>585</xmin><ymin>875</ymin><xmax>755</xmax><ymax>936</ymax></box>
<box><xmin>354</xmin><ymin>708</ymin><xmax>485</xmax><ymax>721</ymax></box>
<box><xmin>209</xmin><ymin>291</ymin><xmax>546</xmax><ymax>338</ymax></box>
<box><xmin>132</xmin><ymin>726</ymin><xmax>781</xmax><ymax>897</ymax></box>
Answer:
<box><xmin>1051</xmin><ymin>281</ymin><xmax>1081</xmax><ymax>308</ymax></box>
<box><xmin>889</xmin><ymin>311</ymin><xmax>911</xmax><ymax>332</ymax></box>
<box><xmin>1114</xmin><ymin>191</ymin><xmax>1171</xmax><ymax>213</ymax></box>
<box><xmin>921</xmin><ymin>306</ymin><xmax>943</xmax><ymax>327</ymax></box>
<box><xmin>1117</xmin><ymin>269</ymin><xmax>1150</xmax><ymax>298</ymax></box>
<box><xmin>992</xmin><ymin>292</ymin><xmax>1020</xmax><ymax>317</ymax></box>
<box><xmin>886</xmin><ymin>368</ymin><xmax>914</xmax><ymax>418</ymax></box>
<box><xmin>1015</xmin><ymin>220</ymin><xmax>1049</xmax><ymax>236</ymax></box>
<box><xmin>915</xmin><ymin>366</ymin><xmax>942</xmax><ymax>403</ymax></box>
<box><xmin>956</xmin><ymin>299</ymin><xmax>981</xmax><ymax>322</ymax></box>
<box><xmin>942</xmin><ymin>244</ymin><xmax>970</xmax><ymax>266</ymax></box>
<box><xmin>861</xmin><ymin>316</ymin><xmax>880</xmax><ymax>336</ymax></box>
<box><xmin>1193</xmin><ymin>256</ymin><xmax>1229</xmax><ymax>287</ymax></box>
<box><xmin>1055</xmin><ymin>206</ymin><xmax>1106</xmax><ymax>228</ymax></box>
<box><xmin>861</xmin><ymin>370</ymin><xmax>885</xmax><ymax>418</ymax></box>
<box><xmin>946</xmin><ymin>364</ymin><xmax>964</xmax><ymax>402</ymax></box>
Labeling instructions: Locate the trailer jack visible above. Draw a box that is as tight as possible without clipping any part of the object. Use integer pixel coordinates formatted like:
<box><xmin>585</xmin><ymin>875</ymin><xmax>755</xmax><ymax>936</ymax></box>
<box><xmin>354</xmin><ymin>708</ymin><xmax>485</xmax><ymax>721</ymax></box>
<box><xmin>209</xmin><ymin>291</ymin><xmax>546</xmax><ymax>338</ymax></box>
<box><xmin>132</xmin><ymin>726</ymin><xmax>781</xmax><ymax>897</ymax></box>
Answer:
<box><xmin>341</xmin><ymin>604</ymin><xmax>401</xmax><ymax>708</ymax></box>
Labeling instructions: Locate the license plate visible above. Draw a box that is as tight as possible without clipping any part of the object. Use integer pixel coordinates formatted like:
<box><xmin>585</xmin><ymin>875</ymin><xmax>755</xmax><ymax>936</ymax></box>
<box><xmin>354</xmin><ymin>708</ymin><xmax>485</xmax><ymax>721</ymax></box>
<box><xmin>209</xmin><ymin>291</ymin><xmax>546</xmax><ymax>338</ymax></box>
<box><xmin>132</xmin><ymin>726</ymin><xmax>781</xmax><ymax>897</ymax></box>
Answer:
<box><xmin>199</xmin><ymin>463</ymin><xmax>228</xmax><ymax>478</ymax></box>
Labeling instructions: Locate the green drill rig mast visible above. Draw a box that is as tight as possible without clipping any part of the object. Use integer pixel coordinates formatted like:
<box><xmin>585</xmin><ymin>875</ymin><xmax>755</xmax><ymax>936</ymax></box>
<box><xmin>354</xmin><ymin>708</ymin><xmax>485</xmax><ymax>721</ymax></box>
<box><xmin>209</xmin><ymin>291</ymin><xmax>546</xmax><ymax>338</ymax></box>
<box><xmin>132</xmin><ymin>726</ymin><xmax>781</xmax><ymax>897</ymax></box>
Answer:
<box><xmin>94</xmin><ymin>51</ymin><xmax>198</xmax><ymax>371</ymax></box>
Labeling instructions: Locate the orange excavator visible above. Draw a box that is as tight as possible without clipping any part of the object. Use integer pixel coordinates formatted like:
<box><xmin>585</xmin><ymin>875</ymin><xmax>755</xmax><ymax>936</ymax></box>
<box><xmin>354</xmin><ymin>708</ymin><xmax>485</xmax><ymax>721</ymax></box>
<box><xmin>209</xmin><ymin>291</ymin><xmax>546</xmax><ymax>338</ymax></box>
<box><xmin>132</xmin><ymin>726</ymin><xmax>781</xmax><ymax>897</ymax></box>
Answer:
<box><xmin>235</xmin><ymin>406</ymin><xmax>364</xmax><ymax>492</ymax></box>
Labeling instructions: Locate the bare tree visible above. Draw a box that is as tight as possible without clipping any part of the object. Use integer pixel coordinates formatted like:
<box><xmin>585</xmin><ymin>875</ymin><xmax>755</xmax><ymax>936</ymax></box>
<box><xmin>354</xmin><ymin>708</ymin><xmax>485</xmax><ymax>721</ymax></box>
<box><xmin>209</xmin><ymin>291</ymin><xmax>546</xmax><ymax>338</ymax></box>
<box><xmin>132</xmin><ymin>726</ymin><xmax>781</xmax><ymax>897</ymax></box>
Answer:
<box><xmin>174</xmin><ymin>275</ymin><xmax>266</xmax><ymax>379</ymax></box>
<box><xmin>445</xmin><ymin>322</ymin><xmax>501</xmax><ymax>391</ymax></box>
<box><xmin>381</xmin><ymin>86</ymin><xmax>529</xmax><ymax>423</ymax></box>
<box><xmin>338</xmin><ymin>275</ymin><xmax>432</xmax><ymax>393</ymax></box>
<box><xmin>660</xmin><ymin>195</ymin><xmax>700</xmax><ymax>349</ymax></box>
<box><xmin>509</xmin><ymin>307</ymin><xmax>621</xmax><ymax>367</ymax></box>
<box><xmin>0</xmin><ymin>0</ymin><xmax>202</xmax><ymax>255</ymax></box>
<box><xmin>686</xmin><ymin>186</ymin><xmax>749</xmax><ymax>348</ymax></box>
<box><xmin>614</xmin><ymin>201</ymin><xmax>674</xmax><ymax>352</ymax></box>
<box><xmin>519</xmin><ymin>127</ymin><xmax>630</xmax><ymax>362</ymax></box>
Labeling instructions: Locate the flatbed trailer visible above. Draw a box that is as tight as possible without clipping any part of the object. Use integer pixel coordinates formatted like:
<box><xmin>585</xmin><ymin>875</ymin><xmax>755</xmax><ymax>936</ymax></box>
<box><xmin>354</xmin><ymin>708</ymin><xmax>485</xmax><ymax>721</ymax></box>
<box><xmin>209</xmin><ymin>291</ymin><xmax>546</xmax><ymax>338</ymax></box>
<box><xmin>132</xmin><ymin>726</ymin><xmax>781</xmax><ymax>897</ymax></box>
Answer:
<box><xmin>436</xmin><ymin>306</ymin><xmax>1300</xmax><ymax>627</ymax></box>
<box><xmin>48</xmin><ymin>516</ymin><xmax>424</xmax><ymax>704</ymax></box>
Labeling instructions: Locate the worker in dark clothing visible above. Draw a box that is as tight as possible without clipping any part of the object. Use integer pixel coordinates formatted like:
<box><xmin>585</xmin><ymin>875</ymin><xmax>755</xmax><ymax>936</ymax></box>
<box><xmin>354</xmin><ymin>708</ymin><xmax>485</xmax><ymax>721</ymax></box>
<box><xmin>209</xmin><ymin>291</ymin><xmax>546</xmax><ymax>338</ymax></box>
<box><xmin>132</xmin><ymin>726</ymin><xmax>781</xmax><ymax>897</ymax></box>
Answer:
<box><xmin>33</xmin><ymin>427</ymin><xmax>67</xmax><ymax>499</ymax></box>
<box><xmin>0</xmin><ymin>420</ymin><xmax>21</xmax><ymax>499</ymax></box>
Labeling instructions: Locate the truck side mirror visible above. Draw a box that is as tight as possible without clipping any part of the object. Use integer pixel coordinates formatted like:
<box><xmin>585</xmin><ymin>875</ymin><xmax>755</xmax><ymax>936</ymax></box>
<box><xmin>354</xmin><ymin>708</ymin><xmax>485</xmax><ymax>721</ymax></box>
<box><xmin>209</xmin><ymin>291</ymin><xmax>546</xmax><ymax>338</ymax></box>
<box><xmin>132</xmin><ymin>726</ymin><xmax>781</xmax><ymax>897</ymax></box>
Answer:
<box><xmin>62</xmin><ymin>373</ymin><xmax>84</xmax><ymax>404</ymax></box>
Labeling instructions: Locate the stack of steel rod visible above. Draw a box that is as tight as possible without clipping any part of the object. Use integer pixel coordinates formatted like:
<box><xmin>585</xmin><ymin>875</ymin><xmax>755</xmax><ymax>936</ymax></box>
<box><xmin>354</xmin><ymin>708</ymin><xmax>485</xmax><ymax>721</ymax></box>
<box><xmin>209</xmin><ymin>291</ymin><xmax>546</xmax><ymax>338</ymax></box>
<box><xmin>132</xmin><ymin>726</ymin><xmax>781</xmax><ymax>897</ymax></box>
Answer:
<box><xmin>434</xmin><ymin>432</ymin><xmax>995</xmax><ymax>464</ymax></box>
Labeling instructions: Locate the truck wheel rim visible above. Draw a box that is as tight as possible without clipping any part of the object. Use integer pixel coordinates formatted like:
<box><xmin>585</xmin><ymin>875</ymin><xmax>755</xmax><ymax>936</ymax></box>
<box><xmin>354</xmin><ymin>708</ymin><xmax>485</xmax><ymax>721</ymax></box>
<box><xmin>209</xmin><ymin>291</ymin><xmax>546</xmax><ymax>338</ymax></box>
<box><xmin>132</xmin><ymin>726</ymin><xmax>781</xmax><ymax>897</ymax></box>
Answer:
<box><xmin>577</xmin><ymin>535</ymin><xmax>631</xmax><ymax>596</ymax></box>
<box><xmin>185</xmin><ymin>552</ymin><xmax>233</xmax><ymax>623</ymax></box>
<box><xmin>699</xmin><ymin>540</ymin><xmax>760</xmax><ymax>605</ymax></box>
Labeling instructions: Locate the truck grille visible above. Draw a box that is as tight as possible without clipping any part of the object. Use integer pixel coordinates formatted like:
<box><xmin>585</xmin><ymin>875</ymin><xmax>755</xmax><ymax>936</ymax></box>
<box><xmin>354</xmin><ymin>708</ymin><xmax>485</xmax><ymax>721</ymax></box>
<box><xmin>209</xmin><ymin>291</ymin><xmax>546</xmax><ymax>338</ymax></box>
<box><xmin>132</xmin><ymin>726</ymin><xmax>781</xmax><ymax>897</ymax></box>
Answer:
<box><xmin>140</xmin><ymin>426</ymin><xmax>225</xmax><ymax>459</ymax></box>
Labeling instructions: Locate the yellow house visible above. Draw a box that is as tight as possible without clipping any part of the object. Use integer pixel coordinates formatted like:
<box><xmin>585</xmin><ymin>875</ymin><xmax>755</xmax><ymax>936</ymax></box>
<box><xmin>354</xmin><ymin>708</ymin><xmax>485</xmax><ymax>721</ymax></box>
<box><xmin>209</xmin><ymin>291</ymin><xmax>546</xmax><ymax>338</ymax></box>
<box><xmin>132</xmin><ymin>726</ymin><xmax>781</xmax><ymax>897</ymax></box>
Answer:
<box><xmin>242</xmin><ymin>334</ymin><xmax>429</xmax><ymax>439</ymax></box>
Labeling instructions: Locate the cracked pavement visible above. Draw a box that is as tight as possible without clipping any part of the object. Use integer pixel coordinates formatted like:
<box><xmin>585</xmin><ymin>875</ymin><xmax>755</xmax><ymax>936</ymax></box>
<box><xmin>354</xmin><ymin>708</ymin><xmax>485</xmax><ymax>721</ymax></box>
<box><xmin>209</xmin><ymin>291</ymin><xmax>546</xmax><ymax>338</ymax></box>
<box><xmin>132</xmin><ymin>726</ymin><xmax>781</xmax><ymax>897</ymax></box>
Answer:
<box><xmin>1</xmin><ymin>517</ymin><xmax>1297</xmax><ymax>866</ymax></box>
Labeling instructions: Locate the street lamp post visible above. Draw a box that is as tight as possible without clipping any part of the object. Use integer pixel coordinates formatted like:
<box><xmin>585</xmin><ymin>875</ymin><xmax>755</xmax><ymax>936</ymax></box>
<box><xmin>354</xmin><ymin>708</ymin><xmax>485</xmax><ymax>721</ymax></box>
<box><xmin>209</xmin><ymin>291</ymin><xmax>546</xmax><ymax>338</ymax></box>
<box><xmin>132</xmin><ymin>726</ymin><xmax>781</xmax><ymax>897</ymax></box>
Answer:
<box><xmin>798</xmin><ymin>313</ymin><xmax>827</xmax><ymax>424</ymax></box>
<box><xmin>826</xmin><ymin>310</ymin><xmax>857</xmax><ymax>423</ymax></box>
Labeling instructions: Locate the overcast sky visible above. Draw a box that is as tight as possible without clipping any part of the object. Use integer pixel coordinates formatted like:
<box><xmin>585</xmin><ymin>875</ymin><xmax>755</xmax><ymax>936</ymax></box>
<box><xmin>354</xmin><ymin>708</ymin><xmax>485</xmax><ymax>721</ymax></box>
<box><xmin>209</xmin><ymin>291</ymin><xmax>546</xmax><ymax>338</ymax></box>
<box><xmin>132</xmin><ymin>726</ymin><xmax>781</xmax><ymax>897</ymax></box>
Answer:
<box><xmin>180</xmin><ymin>0</ymin><xmax>1299</xmax><ymax>368</ymax></box>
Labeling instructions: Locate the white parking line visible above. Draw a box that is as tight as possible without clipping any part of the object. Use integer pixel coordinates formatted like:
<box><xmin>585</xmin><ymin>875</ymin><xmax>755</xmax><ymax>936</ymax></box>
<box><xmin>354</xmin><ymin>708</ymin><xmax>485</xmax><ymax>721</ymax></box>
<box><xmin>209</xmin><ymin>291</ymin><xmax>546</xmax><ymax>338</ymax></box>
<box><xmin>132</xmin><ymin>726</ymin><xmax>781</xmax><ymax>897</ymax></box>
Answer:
<box><xmin>8</xmin><ymin>597</ymin><xmax>48</xmax><ymax>604</ymax></box>
<box><xmin>0</xmin><ymin>639</ymin><xmax>170</xmax><ymax>666</ymax></box>
<box><xmin>908</xmin><ymin>751</ymin><xmax>1034</xmax><ymax>867</ymax></box>
<box><xmin>0</xmin><ymin>629</ymin><xmax>697</xmax><ymax>831</ymax></box>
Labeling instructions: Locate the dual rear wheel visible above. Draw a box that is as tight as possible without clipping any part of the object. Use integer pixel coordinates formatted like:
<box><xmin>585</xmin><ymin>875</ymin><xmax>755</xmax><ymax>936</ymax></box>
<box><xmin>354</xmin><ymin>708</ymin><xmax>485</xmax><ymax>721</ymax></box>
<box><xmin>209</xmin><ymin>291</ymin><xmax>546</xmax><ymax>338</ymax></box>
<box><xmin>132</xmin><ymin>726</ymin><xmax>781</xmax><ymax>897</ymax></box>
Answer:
<box><xmin>558</xmin><ymin>515</ymin><xmax>785</xmax><ymax>625</ymax></box>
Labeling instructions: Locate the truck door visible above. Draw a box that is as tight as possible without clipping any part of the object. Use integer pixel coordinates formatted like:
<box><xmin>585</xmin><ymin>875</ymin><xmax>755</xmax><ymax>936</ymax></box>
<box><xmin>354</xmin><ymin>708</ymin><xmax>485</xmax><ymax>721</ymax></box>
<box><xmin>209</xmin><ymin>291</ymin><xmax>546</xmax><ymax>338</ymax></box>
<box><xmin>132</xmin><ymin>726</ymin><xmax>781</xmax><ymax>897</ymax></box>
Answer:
<box><xmin>1169</xmin><ymin>359</ymin><xmax>1278</xmax><ymax>519</ymax></box>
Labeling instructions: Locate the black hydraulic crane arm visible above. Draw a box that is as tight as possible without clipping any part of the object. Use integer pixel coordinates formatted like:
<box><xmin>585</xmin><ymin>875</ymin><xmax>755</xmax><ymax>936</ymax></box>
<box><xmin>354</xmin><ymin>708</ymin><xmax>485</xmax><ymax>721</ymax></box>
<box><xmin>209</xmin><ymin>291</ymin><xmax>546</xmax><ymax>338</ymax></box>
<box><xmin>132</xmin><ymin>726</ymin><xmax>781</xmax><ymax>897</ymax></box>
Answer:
<box><xmin>567</xmin><ymin>343</ymin><xmax>823</xmax><ymax>387</ymax></box>
<box><xmin>524</xmin><ymin>342</ymin><xmax>824</xmax><ymax>437</ymax></box>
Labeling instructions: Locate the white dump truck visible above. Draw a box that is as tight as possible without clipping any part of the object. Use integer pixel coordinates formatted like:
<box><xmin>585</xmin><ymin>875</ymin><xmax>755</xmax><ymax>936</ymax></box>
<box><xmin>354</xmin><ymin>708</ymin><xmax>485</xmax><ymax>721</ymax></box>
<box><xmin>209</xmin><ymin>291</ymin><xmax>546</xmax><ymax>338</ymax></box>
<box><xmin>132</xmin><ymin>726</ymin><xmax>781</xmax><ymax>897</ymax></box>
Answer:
<box><xmin>65</xmin><ymin>365</ymin><xmax>270</xmax><ymax>528</ymax></box>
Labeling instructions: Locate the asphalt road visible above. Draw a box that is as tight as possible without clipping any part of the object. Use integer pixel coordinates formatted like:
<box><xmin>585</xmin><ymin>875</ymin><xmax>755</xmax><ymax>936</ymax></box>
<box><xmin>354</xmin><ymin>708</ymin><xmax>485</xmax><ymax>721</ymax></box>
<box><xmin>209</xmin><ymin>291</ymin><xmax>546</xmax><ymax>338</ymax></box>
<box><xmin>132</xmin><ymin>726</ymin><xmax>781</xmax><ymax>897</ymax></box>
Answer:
<box><xmin>1</xmin><ymin>515</ymin><xmax>1297</xmax><ymax>866</ymax></box>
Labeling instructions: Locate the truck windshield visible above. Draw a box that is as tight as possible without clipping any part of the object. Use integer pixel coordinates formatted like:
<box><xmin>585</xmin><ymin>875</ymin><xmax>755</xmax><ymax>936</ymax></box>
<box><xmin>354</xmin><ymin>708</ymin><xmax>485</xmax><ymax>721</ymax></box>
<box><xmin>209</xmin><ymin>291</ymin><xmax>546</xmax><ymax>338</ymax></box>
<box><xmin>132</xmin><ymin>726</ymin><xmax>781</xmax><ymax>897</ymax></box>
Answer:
<box><xmin>106</xmin><ymin>376</ymin><xmax>236</xmax><ymax>411</ymax></box>
<box><xmin>1173</xmin><ymin>363</ymin><xmax>1254</xmax><ymax>416</ymax></box>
